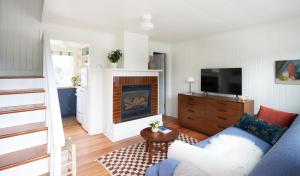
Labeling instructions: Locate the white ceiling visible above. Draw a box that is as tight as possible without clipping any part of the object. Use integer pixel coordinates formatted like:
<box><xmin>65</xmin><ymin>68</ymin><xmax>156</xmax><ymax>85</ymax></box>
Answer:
<box><xmin>43</xmin><ymin>0</ymin><xmax>300</xmax><ymax>42</ymax></box>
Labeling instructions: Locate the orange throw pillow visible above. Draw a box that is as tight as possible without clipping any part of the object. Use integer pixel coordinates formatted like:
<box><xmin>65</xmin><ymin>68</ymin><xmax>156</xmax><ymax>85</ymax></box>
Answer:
<box><xmin>257</xmin><ymin>106</ymin><xmax>298</xmax><ymax>127</ymax></box>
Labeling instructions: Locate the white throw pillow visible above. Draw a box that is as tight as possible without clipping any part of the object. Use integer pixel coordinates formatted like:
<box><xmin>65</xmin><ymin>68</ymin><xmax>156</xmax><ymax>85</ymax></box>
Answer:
<box><xmin>204</xmin><ymin>135</ymin><xmax>263</xmax><ymax>174</ymax></box>
<box><xmin>168</xmin><ymin>140</ymin><xmax>246</xmax><ymax>176</ymax></box>
<box><xmin>168</xmin><ymin>135</ymin><xmax>263</xmax><ymax>176</ymax></box>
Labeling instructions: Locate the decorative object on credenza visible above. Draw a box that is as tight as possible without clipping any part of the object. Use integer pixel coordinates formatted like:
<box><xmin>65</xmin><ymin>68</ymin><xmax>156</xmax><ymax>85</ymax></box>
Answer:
<box><xmin>186</xmin><ymin>76</ymin><xmax>195</xmax><ymax>94</ymax></box>
<box><xmin>239</xmin><ymin>95</ymin><xmax>248</xmax><ymax>101</ymax></box>
<box><xmin>149</xmin><ymin>120</ymin><xmax>160</xmax><ymax>132</ymax></box>
<box><xmin>275</xmin><ymin>59</ymin><xmax>300</xmax><ymax>84</ymax></box>
<box><xmin>148</xmin><ymin>55</ymin><xmax>156</xmax><ymax>69</ymax></box>
<box><xmin>107</xmin><ymin>49</ymin><xmax>122</xmax><ymax>68</ymax></box>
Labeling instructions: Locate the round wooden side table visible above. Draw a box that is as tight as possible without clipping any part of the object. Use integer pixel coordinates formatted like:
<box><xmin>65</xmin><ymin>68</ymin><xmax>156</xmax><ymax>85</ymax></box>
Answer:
<box><xmin>140</xmin><ymin>127</ymin><xmax>179</xmax><ymax>164</ymax></box>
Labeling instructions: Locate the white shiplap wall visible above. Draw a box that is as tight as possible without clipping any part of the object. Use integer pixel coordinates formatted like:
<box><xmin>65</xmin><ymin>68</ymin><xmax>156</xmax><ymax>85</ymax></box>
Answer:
<box><xmin>0</xmin><ymin>0</ymin><xmax>43</xmax><ymax>76</ymax></box>
<box><xmin>170</xmin><ymin>18</ymin><xmax>300</xmax><ymax>116</ymax></box>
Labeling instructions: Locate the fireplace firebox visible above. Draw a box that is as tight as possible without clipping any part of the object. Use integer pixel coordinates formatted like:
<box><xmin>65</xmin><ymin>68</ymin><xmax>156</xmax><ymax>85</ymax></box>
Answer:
<box><xmin>113</xmin><ymin>76</ymin><xmax>158</xmax><ymax>124</ymax></box>
<box><xmin>121</xmin><ymin>85</ymin><xmax>152</xmax><ymax>122</ymax></box>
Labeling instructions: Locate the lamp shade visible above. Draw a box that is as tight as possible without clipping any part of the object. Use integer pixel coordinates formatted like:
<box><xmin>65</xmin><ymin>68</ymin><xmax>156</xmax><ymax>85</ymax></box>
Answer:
<box><xmin>186</xmin><ymin>76</ymin><xmax>195</xmax><ymax>83</ymax></box>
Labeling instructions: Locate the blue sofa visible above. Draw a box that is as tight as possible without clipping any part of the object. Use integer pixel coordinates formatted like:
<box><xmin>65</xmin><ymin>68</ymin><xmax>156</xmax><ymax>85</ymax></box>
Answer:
<box><xmin>146</xmin><ymin>115</ymin><xmax>300</xmax><ymax>176</ymax></box>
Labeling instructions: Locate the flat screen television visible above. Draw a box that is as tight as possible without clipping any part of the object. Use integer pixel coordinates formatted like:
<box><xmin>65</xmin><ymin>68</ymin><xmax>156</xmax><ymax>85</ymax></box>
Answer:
<box><xmin>201</xmin><ymin>68</ymin><xmax>242</xmax><ymax>95</ymax></box>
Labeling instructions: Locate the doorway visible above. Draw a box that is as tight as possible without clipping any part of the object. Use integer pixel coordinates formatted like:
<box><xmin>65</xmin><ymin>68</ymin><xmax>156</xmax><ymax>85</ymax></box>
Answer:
<box><xmin>50</xmin><ymin>39</ymin><xmax>90</xmax><ymax>130</ymax></box>
<box><xmin>152</xmin><ymin>52</ymin><xmax>167</xmax><ymax>115</ymax></box>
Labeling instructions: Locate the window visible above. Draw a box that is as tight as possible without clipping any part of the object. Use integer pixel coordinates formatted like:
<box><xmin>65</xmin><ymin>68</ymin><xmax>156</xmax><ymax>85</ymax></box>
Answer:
<box><xmin>52</xmin><ymin>53</ymin><xmax>74</xmax><ymax>87</ymax></box>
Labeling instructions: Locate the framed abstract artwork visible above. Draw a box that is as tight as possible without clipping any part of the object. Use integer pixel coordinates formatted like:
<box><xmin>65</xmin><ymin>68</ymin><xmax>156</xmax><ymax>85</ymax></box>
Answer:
<box><xmin>275</xmin><ymin>59</ymin><xmax>300</xmax><ymax>84</ymax></box>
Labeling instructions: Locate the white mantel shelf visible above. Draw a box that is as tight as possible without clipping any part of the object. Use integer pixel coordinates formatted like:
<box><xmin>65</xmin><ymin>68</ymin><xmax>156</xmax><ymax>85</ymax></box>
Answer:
<box><xmin>105</xmin><ymin>68</ymin><xmax>163</xmax><ymax>72</ymax></box>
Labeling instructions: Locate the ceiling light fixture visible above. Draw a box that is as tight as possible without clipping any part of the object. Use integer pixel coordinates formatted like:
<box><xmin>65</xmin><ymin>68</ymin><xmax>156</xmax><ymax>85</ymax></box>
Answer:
<box><xmin>141</xmin><ymin>14</ymin><xmax>154</xmax><ymax>31</ymax></box>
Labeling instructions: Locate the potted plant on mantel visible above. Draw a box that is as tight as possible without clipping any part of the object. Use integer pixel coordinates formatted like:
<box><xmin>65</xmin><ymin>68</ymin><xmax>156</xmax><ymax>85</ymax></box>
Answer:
<box><xmin>107</xmin><ymin>49</ymin><xmax>122</xmax><ymax>68</ymax></box>
<box><xmin>149</xmin><ymin>120</ymin><xmax>160</xmax><ymax>132</ymax></box>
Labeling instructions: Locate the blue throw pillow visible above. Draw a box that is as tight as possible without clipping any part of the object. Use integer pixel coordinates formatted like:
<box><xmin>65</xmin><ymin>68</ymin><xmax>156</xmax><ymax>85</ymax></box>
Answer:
<box><xmin>235</xmin><ymin>113</ymin><xmax>287</xmax><ymax>145</ymax></box>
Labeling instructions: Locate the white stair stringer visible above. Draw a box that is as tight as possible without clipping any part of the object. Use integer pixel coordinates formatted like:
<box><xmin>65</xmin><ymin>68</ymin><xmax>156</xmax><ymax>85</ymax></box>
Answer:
<box><xmin>0</xmin><ymin>157</ymin><xmax>49</xmax><ymax>176</ymax></box>
<box><xmin>0</xmin><ymin>78</ymin><xmax>44</xmax><ymax>91</ymax></box>
<box><xmin>0</xmin><ymin>131</ymin><xmax>47</xmax><ymax>155</ymax></box>
<box><xmin>0</xmin><ymin>110</ymin><xmax>46</xmax><ymax>128</ymax></box>
<box><xmin>0</xmin><ymin>93</ymin><xmax>45</xmax><ymax>108</ymax></box>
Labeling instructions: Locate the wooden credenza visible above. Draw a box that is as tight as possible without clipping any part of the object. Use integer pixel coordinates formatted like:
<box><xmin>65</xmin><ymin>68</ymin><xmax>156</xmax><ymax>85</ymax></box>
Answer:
<box><xmin>178</xmin><ymin>93</ymin><xmax>254</xmax><ymax>135</ymax></box>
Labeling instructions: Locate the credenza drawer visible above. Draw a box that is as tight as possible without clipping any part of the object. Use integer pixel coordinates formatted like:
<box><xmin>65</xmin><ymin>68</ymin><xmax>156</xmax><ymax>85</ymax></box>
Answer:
<box><xmin>179</xmin><ymin>112</ymin><xmax>200</xmax><ymax>131</ymax></box>
<box><xmin>180</xmin><ymin>106</ymin><xmax>206</xmax><ymax>118</ymax></box>
<box><xmin>196</xmin><ymin>118</ymin><xmax>226</xmax><ymax>135</ymax></box>
<box><xmin>208</xmin><ymin>111</ymin><xmax>243</xmax><ymax>126</ymax></box>
<box><xmin>206</xmin><ymin>104</ymin><xmax>243</xmax><ymax>116</ymax></box>
<box><xmin>179</xmin><ymin>113</ymin><xmax>226</xmax><ymax>135</ymax></box>
<box><xmin>181</xmin><ymin>97</ymin><xmax>205</xmax><ymax>108</ymax></box>
<box><xmin>206</xmin><ymin>99</ymin><xmax>243</xmax><ymax>111</ymax></box>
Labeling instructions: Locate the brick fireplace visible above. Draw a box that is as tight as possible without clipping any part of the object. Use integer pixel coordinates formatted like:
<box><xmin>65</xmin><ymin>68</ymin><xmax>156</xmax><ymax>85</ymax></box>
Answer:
<box><xmin>113</xmin><ymin>76</ymin><xmax>158</xmax><ymax>124</ymax></box>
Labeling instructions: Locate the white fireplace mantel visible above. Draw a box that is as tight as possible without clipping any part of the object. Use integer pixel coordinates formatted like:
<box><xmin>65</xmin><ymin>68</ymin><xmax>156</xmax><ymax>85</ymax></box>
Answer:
<box><xmin>103</xmin><ymin>69</ymin><xmax>162</xmax><ymax>142</ymax></box>
<box><xmin>105</xmin><ymin>68</ymin><xmax>162</xmax><ymax>75</ymax></box>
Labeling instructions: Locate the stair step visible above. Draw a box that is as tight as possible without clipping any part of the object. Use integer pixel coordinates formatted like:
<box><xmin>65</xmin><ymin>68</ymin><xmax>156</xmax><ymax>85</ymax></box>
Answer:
<box><xmin>0</xmin><ymin>122</ymin><xmax>47</xmax><ymax>139</ymax></box>
<box><xmin>0</xmin><ymin>76</ymin><xmax>44</xmax><ymax>79</ymax></box>
<box><xmin>0</xmin><ymin>88</ymin><xmax>45</xmax><ymax>95</ymax></box>
<box><xmin>0</xmin><ymin>144</ymin><xmax>48</xmax><ymax>171</ymax></box>
<box><xmin>0</xmin><ymin>104</ymin><xmax>46</xmax><ymax>115</ymax></box>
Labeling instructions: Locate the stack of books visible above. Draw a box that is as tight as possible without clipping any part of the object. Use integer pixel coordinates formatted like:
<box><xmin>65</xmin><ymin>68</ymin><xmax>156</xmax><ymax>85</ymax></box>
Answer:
<box><xmin>158</xmin><ymin>126</ymin><xmax>172</xmax><ymax>134</ymax></box>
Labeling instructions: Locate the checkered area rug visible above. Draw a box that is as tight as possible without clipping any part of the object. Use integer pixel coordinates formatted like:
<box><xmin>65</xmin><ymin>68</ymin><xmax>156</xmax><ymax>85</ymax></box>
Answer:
<box><xmin>97</xmin><ymin>133</ymin><xmax>199</xmax><ymax>176</ymax></box>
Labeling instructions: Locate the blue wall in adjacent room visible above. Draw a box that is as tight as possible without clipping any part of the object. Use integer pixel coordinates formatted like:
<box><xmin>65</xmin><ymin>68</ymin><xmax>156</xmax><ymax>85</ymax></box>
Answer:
<box><xmin>58</xmin><ymin>88</ymin><xmax>77</xmax><ymax>117</ymax></box>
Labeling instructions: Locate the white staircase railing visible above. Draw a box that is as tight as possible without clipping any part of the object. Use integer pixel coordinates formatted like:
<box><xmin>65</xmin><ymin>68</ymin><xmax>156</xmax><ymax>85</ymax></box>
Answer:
<box><xmin>42</xmin><ymin>32</ymin><xmax>65</xmax><ymax>176</ymax></box>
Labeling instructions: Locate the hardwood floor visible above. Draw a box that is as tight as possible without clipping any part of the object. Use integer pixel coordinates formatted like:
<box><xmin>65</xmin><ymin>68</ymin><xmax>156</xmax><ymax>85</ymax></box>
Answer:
<box><xmin>63</xmin><ymin>116</ymin><xmax>208</xmax><ymax>176</ymax></box>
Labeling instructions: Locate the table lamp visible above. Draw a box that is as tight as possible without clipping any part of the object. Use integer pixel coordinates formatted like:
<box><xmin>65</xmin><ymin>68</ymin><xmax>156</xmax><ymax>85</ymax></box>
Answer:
<box><xmin>186</xmin><ymin>76</ymin><xmax>195</xmax><ymax>93</ymax></box>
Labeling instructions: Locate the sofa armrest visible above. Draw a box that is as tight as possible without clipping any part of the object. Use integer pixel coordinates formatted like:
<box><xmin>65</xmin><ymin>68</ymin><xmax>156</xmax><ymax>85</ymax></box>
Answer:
<box><xmin>251</xmin><ymin>116</ymin><xmax>300</xmax><ymax>176</ymax></box>
<box><xmin>159</xmin><ymin>159</ymin><xmax>180</xmax><ymax>176</ymax></box>
<box><xmin>145</xmin><ymin>159</ymin><xmax>180</xmax><ymax>176</ymax></box>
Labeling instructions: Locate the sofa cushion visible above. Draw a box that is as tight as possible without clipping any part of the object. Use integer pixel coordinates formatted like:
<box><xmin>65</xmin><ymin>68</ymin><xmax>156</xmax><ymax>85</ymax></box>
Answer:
<box><xmin>235</xmin><ymin>113</ymin><xmax>287</xmax><ymax>145</ymax></box>
<box><xmin>251</xmin><ymin>116</ymin><xmax>300</xmax><ymax>176</ymax></box>
<box><xmin>257</xmin><ymin>105</ymin><xmax>298</xmax><ymax>127</ymax></box>
<box><xmin>195</xmin><ymin>126</ymin><xmax>271</xmax><ymax>153</ymax></box>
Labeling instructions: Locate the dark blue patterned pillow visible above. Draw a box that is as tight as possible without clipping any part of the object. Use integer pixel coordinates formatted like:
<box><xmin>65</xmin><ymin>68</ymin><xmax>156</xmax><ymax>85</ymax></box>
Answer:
<box><xmin>235</xmin><ymin>113</ymin><xmax>287</xmax><ymax>145</ymax></box>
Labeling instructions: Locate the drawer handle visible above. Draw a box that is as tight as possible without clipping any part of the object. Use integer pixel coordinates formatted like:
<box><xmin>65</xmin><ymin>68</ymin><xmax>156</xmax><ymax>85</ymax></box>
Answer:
<box><xmin>217</xmin><ymin>108</ymin><xmax>227</xmax><ymax>112</ymax></box>
<box><xmin>187</xmin><ymin>109</ymin><xmax>194</xmax><ymax>112</ymax></box>
<box><xmin>188</xmin><ymin>102</ymin><xmax>194</xmax><ymax>106</ymax></box>
<box><xmin>217</xmin><ymin>116</ymin><xmax>227</xmax><ymax>120</ymax></box>
<box><xmin>187</xmin><ymin>116</ymin><xmax>194</xmax><ymax>120</ymax></box>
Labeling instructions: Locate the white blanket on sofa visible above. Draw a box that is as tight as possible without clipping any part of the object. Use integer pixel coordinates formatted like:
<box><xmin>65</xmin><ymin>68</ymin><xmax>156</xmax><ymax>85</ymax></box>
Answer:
<box><xmin>168</xmin><ymin>135</ymin><xmax>263</xmax><ymax>176</ymax></box>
